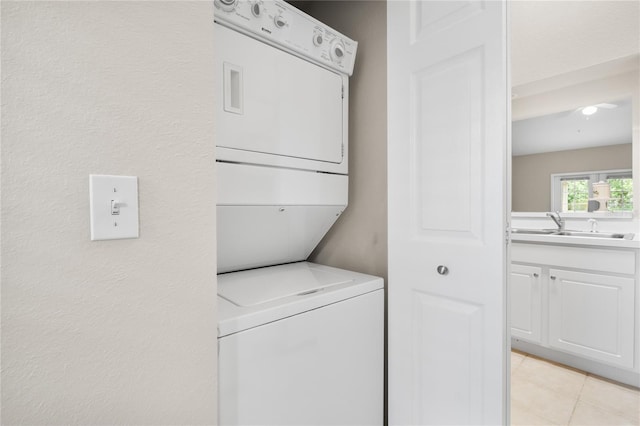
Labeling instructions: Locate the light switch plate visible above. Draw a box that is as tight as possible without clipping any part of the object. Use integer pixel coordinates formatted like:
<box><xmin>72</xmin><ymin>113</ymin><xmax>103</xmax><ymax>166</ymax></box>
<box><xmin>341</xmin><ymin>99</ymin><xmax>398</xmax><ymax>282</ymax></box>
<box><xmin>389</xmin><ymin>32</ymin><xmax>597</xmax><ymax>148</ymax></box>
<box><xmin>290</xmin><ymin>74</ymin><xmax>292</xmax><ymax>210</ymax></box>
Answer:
<box><xmin>90</xmin><ymin>175</ymin><xmax>139</xmax><ymax>241</ymax></box>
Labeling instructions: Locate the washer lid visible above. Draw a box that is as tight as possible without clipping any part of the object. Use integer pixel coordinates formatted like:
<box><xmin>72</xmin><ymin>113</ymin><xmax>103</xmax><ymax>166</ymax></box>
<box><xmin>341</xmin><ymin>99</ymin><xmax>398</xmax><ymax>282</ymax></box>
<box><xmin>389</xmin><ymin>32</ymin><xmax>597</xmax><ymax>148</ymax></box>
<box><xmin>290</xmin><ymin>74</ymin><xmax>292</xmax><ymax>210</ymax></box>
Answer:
<box><xmin>218</xmin><ymin>263</ymin><xmax>352</xmax><ymax>307</ymax></box>
<box><xmin>217</xmin><ymin>262</ymin><xmax>384</xmax><ymax>337</ymax></box>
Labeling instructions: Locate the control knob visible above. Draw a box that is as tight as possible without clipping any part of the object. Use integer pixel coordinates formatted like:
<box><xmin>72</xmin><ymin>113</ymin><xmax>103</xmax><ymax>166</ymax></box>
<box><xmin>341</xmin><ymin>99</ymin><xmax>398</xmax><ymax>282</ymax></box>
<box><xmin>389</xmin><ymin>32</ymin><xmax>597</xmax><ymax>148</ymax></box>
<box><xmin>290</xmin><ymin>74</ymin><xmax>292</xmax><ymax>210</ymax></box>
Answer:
<box><xmin>274</xmin><ymin>14</ymin><xmax>287</xmax><ymax>28</ymax></box>
<box><xmin>214</xmin><ymin>0</ymin><xmax>238</xmax><ymax>12</ymax></box>
<box><xmin>312</xmin><ymin>30</ymin><xmax>324</xmax><ymax>46</ymax></box>
<box><xmin>330</xmin><ymin>39</ymin><xmax>346</xmax><ymax>62</ymax></box>
<box><xmin>250</xmin><ymin>1</ymin><xmax>262</xmax><ymax>17</ymax></box>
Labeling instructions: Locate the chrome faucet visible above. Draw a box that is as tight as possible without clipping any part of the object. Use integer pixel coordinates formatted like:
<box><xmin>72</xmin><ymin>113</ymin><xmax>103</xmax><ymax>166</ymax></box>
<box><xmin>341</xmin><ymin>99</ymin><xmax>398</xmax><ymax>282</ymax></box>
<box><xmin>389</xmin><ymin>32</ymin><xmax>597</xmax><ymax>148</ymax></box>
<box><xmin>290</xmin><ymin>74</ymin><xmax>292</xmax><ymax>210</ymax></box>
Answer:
<box><xmin>546</xmin><ymin>211</ymin><xmax>565</xmax><ymax>231</ymax></box>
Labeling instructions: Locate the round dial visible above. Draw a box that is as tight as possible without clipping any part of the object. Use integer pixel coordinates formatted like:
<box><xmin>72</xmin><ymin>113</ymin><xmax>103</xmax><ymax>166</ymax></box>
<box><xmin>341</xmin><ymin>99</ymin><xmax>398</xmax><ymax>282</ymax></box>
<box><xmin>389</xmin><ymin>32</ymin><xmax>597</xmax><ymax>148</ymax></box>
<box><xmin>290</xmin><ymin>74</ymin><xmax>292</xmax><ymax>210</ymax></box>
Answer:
<box><xmin>274</xmin><ymin>14</ymin><xmax>287</xmax><ymax>28</ymax></box>
<box><xmin>312</xmin><ymin>30</ymin><xmax>324</xmax><ymax>46</ymax></box>
<box><xmin>214</xmin><ymin>0</ymin><xmax>238</xmax><ymax>12</ymax></box>
<box><xmin>251</xmin><ymin>1</ymin><xmax>262</xmax><ymax>17</ymax></box>
<box><xmin>330</xmin><ymin>39</ymin><xmax>346</xmax><ymax>62</ymax></box>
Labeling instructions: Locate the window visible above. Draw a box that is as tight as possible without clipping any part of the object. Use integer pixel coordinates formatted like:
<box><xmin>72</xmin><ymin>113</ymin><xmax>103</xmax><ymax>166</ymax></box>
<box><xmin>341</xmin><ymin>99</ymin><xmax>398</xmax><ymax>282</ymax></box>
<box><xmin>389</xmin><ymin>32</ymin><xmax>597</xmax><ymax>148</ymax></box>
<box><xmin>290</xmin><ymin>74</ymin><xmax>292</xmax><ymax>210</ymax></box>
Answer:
<box><xmin>607</xmin><ymin>172</ymin><xmax>633</xmax><ymax>211</ymax></box>
<box><xmin>560</xmin><ymin>177</ymin><xmax>589</xmax><ymax>212</ymax></box>
<box><xmin>551</xmin><ymin>169</ymin><xmax>633</xmax><ymax>213</ymax></box>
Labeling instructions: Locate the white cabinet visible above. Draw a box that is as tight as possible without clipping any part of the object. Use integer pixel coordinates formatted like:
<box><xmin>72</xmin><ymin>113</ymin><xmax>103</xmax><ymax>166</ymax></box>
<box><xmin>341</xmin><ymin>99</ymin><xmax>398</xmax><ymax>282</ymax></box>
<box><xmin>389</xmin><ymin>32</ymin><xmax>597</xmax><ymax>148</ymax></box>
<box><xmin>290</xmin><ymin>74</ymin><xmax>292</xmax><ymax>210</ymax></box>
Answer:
<box><xmin>548</xmin><ymin>269</ymin><xmax>635</xmax><ymax>369</ymax></box>
<box><xmin>510</xmin><ymin>264</ymin><xmax>542</xmax><ymax>344</ymax></box>
<box><xmin>511</xmin><ymin>243</ymin><xmax>637</xmax><ymax>371</ymax></box>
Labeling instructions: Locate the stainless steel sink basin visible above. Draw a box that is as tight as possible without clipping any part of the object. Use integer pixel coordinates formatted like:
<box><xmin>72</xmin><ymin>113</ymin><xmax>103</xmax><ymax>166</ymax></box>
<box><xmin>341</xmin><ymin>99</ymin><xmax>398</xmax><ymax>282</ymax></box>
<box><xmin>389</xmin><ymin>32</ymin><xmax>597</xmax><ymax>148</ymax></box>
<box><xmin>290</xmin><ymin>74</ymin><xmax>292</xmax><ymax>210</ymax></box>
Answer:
<box><xmin>511</xmin><ymin>228</ymin><xmax>556</xmax><ymax>235</ymax></box>
<box><xmin>554</xmin><ymin>231</ymin><xmax>634</xmax><ymax>239</ymax></box>
<box><xmin>512</xmin><ymin>228</ymin><xmax>635</xmax><ymax>240</ymax></box>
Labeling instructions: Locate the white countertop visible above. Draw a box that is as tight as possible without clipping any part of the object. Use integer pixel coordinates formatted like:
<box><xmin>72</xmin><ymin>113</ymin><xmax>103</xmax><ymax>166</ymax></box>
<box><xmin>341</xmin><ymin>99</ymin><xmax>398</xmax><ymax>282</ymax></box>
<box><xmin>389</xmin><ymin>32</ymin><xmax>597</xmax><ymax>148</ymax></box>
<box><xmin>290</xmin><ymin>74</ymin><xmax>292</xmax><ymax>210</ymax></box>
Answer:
<box><xmin>511</xmin><ymin>231</ymin><xmax>640</xmax><ymax>249</ymax></box>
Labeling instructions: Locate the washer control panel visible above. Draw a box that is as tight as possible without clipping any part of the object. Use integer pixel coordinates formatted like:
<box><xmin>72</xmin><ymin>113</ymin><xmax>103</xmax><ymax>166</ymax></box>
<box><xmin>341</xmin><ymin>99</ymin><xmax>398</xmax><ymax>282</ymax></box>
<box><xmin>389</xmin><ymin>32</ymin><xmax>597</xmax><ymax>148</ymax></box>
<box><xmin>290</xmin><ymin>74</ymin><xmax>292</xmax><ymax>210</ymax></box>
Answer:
<box><xmin>214</xmin><ymin>0</ymin><xmax>357</xmax><ymax>76</ymax></box>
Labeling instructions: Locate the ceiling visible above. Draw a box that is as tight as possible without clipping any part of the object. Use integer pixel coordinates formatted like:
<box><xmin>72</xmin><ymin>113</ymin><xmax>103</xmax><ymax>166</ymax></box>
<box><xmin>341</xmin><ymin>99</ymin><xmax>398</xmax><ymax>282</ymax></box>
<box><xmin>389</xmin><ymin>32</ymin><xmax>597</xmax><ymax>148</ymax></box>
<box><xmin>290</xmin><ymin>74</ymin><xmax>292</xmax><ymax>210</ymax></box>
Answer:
<box><xmin>511</xmin><ymin>1</ymin><xmax>640</xmax><ymax>87</ymax></box>
<box><xmin>511</xmin><ymin>1</ymin><xmax>638</xmax><ymax>156</ymax></box>
<box><xmin>512</xmin><ymin>98</ymin><xmax>632</xmax><ymax>156</ymax></box>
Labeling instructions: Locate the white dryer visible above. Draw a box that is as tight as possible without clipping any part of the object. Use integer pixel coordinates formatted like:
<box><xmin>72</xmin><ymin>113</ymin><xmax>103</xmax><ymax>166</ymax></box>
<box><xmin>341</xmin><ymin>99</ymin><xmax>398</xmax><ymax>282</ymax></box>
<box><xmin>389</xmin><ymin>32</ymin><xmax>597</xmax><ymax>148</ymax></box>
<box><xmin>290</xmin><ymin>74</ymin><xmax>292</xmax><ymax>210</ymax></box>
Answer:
<box><xmin>214</xmin><ymin>1</ymin><xmax>383</xmax><ymax>424</ymax></box>
<box><xmin>214</xmin><ymin>0</ymin><xmax>356</xmax><ymax>273</ymax></box>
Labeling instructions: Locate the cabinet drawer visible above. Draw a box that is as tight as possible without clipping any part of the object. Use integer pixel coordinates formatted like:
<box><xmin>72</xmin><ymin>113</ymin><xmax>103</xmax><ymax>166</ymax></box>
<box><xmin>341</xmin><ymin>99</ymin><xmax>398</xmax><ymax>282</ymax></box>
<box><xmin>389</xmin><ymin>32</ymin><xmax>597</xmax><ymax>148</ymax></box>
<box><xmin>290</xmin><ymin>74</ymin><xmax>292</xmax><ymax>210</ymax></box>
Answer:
<box><xmin>512</xmin><ymin>244</ymin><xmax>635</xmax><ymax>275</ymax></box>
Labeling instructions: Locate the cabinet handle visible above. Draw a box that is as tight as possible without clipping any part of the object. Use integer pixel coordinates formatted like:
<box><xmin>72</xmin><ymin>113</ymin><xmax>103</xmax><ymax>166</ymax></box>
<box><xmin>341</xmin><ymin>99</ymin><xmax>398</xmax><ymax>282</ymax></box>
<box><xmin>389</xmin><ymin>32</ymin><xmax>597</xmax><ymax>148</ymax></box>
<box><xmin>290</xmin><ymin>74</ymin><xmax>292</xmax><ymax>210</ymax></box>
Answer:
<box><xmin>550</xmin><ymin>275</ymin><xmax>556</xmax><ymax>280</ymax></box>
<box><xmin>436</xmin><ymin>265</ymin><xmax>449</xmax><ymax>275</ymax></box>
<box><xmin>533</xmin><ymin>273</ymin><xmax>539</xmax><ymax>278</ymax></box>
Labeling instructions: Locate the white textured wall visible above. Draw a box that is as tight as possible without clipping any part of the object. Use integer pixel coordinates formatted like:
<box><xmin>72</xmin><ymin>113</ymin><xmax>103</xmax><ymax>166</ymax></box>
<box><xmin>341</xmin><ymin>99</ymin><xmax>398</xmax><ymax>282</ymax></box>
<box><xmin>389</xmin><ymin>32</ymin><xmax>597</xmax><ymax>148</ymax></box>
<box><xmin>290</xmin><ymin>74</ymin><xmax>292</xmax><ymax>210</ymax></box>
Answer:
<box><xmin>1</xmin><ymin>2</ymin><xmax>218</xmax><ymax>424</ymax></box>
<box><xmin>303</xmin><ymin>1</ymin><xmax>388</xmax><ymax>282</ymax></box>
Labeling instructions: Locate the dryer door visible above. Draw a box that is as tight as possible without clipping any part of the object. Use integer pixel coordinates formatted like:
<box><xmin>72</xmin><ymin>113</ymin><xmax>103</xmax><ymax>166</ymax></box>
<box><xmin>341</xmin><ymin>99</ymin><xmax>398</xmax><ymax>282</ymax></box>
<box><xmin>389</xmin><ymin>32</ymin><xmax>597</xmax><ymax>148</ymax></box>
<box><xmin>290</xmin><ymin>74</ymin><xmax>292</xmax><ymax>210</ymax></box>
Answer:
<box><xmin>215</xmin><ymin>24</ymin><xmax>345</xmax><ymax>173</ymax></box>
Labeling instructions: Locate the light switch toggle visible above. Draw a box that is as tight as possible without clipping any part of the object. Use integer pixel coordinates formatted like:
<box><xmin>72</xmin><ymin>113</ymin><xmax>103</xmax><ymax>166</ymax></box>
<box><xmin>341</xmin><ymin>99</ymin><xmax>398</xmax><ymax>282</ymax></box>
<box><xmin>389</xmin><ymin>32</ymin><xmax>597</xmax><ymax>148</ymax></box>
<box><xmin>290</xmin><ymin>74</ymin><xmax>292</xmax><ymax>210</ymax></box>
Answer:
<box><xmin>111</xmin><ymin>200</ymin><xmax>121</xmax><ymax>215</ymax></box>
<box><xmin>110</xmin><ymin>200</ymin><xmax>128</xmax><ymax>215</ymax></box>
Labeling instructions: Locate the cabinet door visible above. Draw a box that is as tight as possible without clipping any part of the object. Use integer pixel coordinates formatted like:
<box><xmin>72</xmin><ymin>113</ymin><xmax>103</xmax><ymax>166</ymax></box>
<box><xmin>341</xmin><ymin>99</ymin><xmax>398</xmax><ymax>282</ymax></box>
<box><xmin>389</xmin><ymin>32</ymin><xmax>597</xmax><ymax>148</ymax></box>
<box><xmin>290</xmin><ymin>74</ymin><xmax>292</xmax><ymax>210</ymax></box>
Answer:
<box><xmin>510</xmin><ymin>264</ymin><xmax>542</xmax><ymax>344</ymax></box>
<box><xmin>548</xmin><ymin>269</ymin><xmax>635</xmax><ymax>369</ymax></box>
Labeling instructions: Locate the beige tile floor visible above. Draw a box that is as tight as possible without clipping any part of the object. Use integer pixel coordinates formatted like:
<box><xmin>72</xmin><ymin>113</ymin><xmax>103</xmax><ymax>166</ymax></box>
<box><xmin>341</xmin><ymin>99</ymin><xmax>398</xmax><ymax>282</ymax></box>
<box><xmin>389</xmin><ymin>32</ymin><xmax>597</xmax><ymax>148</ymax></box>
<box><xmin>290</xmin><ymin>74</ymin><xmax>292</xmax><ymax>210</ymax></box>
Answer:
<box><xmin>511</xmin><ymin>351</ymin><xmax>640</xmax><ymax>425</ymax></box>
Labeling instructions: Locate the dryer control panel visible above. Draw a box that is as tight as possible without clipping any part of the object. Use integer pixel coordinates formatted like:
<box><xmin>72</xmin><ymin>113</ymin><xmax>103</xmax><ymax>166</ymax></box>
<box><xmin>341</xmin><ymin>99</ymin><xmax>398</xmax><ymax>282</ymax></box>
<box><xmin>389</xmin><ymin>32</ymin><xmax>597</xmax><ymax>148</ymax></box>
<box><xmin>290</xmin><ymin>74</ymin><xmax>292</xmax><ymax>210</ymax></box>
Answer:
<box><xmin>214</xmin><ymin>0</ymin><xmax>357</xmax><ymax>76</ymax></box>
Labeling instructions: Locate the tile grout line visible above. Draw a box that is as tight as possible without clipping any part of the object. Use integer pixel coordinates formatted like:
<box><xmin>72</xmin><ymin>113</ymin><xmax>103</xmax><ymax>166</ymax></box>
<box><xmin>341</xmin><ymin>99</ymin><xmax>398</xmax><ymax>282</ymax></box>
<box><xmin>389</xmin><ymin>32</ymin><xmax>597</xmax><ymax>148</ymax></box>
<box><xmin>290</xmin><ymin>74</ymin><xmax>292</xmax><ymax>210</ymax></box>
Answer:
<box><xmin>566</xmin><ymin>372</ymin><xmax>588</xmax><ymax>425</ymax></box>
<box><xmin>511</xmin><ymin>350</ymin><xmax>640</xmax><ymax>426</ymax></box>
<box><xmin>580</xmin><ymin>373</ymin><xmax>640</xmax><ymax>424</ymax></box>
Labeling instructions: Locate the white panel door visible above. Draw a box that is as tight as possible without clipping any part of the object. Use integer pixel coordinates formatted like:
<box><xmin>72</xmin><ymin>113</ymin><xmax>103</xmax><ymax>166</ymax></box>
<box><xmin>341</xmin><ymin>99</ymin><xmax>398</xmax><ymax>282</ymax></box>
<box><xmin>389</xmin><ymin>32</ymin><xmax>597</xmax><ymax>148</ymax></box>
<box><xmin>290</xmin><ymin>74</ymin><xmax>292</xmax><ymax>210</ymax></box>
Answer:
<box><xmin>387</xmin><ymin>1</ymin><xmax>509</xmax><ymax>424</ymax></box>
<box><xmin>510</xmin><ymin>264</ymin><xmax>542</xmax><ymax>344</ymax></box>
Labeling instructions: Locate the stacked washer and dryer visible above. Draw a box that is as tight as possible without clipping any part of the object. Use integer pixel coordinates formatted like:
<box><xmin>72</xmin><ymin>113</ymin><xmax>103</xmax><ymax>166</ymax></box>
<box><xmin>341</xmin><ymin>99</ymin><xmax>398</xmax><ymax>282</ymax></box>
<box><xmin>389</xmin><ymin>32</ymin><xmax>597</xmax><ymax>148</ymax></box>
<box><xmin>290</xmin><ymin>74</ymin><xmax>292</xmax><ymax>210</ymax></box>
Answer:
<box><xmin>214</xmin><ymin>1</ymin><xmax>384</xmax><ymax>424</ymax></box>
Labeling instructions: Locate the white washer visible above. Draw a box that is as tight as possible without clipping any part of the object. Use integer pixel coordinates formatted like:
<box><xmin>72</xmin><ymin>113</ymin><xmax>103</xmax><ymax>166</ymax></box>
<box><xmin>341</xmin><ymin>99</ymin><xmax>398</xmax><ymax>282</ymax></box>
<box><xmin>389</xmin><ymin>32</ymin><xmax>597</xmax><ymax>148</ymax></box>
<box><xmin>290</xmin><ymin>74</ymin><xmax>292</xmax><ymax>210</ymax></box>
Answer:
<box><xmin>218</xmin><ymin>262</ymin><xmax>384</xmax><ymax>426</ymax></box>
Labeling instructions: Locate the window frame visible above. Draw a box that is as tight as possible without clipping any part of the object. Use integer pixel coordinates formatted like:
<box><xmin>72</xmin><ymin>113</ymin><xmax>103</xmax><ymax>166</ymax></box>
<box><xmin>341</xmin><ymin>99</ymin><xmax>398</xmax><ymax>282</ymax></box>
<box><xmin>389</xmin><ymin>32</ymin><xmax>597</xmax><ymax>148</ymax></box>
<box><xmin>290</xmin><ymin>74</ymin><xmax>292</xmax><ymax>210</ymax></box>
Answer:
<box><xmin>550</xmin><ymin>169</ymin><xmax>633</xmax><ymax>213</ymax></box>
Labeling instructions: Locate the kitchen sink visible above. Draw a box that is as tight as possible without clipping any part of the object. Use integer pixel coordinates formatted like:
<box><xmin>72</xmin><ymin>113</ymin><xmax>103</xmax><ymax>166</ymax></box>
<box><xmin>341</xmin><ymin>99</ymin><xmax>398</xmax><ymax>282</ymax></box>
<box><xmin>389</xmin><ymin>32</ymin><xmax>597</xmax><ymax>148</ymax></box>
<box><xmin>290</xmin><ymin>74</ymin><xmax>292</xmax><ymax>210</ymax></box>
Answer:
<box><xmin>553</xmin><ymin>231</ymin><xmax>634</xmax><ymax>239</ymax></box>
<box><xmin>512</xmin><ymin>229</ymin><xmax>635</xmax><ymax>240</ymax></box>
